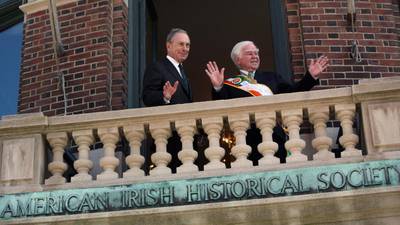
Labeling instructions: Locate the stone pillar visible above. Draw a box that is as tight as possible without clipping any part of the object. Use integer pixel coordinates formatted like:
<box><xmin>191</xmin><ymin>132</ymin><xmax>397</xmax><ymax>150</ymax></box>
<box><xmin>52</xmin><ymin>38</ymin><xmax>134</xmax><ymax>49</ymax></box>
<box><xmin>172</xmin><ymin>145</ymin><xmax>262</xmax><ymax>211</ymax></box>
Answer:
<box><xmin>176</xmin><ymin>119</ymin><xmax>198</xmax><ymax>173</ymax></box>
<box><xmin>255</xmin><ymin>112</ymin><xmax>279</xmax><ymax>165</ymax></box>
<box><xmin>336</xmin><ymin>104</ymin><xmax>361</xmax><ymax>157</ymax></box>
<box><xmin>45</xmin><ymin>132</ymin><xmax>68</xmax><ymax>185</ymax></box>
<box><xmin>123</xmin><ymin>125</ymin><xmax>145</xmax><ymax>178</ymax></box>
<box><xmin>149</xmin><ymin>122</ymin><xmax>172</xmax><ymax>175</ymax></box>
<box><xmin>282</xmin><ymin>109</ymin><xmax>307</xmax><ymax>162</ymax></box>
<box><xmin>97</xmin><ymin>127</ymin><xmax>120</xmax><ymax>180</ymax></box>
<box><xmin>202</xmin><ymin>117</ymin><xmax>225</xmax><ymax>170</ymax></box>
<box><xmin>71</xmin><ymin>130</ymin><xmax>94</xmax><ymax>183</ymax></box>
<box><xmin>309</xmin><ymin>107</ymin><xmax>334</xmax><ymax>160</ymax></box>
<box><xmin>229</xmin><ymin>113</ymin><xmax>252</xmax><ymax>168</ymax></box>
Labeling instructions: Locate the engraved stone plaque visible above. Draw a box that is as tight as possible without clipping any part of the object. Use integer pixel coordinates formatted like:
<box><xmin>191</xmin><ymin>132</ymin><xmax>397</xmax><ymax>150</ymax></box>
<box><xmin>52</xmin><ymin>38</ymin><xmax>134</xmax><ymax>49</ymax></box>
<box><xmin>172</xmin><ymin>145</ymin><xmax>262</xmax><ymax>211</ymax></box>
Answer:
<box><xmin>1</xmin><ymin>138</ymin><xmax>35</xmax><ymax>181</ymax></box>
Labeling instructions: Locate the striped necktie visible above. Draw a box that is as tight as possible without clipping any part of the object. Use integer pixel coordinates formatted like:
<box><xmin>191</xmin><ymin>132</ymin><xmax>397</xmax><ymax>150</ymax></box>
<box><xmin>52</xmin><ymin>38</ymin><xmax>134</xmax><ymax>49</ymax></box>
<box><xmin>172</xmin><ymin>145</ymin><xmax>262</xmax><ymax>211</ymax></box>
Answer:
<box><xmin>178</xmin><ymin>64</ymin><xmax>189</xmax><ymax>91</ymax></box>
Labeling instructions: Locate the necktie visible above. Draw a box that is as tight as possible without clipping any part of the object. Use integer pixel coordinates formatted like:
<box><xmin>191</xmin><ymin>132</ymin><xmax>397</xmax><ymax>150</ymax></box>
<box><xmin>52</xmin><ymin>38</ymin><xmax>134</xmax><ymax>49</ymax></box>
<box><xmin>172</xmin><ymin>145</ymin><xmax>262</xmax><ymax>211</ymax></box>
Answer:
<box><xmin>178</xmin><ymin>64</ymin><xmax>189</xmax><ymax>91</ymax></box>
<box><xmin>247</xmin><ymin>71</ymin><xmax>257</xmax><ymax>84</ymax></box>
<box><xmin>248</xmin><ymin>71</ymin><xmax>255</xmax><ymax>79</ymax></box>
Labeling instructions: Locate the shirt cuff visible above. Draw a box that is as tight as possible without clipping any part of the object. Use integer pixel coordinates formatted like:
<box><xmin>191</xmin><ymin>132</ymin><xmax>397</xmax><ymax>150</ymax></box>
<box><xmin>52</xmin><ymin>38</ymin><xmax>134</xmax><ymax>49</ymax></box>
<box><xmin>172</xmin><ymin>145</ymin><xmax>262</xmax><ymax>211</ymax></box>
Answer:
<box><xmin>163</xmin><ymin>97</ymin><xmax>170</xmax><ymax>104</ymax></box>
<box><xmin>213</xmin><ymin>85</ymin><xmax>223</xmax><ymax>92</ymax></box>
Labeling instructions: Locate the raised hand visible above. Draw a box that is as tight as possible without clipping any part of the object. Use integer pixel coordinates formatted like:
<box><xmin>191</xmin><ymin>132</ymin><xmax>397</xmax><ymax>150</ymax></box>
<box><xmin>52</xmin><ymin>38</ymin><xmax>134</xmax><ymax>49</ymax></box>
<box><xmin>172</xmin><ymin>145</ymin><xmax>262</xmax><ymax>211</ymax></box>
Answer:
<box><xmin>205</xmin><ymin>61</ymin><xmax>225</xmax><ymax>89</ymax></box>
<box><xmin>163</xmin><ymin>81</ymin><xmax>179</xmax><ymax>101</ymax></box>
<box><xmin>308</xmin><ymin>55</ymin><xmax>329</xmax><ymax>79</ymax></box>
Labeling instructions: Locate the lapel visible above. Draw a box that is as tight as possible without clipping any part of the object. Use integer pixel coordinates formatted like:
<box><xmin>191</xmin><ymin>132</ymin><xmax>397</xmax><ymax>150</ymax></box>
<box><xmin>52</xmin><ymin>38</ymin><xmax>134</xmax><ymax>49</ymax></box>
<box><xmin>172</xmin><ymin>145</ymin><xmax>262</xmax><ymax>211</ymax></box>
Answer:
<box><xmin>162</xmin><ymin>58</ymin><xmax>192</xmax><ymax>99</ymax></box>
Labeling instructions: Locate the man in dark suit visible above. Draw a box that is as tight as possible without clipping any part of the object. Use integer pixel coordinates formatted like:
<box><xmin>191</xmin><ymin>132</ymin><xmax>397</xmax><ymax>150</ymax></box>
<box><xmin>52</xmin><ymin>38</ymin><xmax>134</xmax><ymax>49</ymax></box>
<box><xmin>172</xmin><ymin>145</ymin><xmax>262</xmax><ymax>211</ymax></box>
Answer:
<box><xmin>142</xmin><ymin>28</ymin><xmax>193</xmax><ymax>173</ymax></box>
<box><xmin>205</xmin><ymin>40</ymin><xmax>329</xmax><ymax>163</ymax></box>
<box><xmin>142</xmin><ymin>28</ymin><xmax>192</xmax><ymax>106</ymax></box>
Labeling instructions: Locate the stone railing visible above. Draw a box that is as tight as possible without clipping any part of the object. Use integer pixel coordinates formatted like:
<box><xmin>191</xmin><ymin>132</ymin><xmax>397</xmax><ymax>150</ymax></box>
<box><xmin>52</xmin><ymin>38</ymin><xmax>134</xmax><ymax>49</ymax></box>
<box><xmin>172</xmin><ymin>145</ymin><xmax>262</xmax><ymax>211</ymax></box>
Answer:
<box><xmin>0</xmin><ymin>77</ymin><xmax>399</xmax><ymax>194</ymax></box>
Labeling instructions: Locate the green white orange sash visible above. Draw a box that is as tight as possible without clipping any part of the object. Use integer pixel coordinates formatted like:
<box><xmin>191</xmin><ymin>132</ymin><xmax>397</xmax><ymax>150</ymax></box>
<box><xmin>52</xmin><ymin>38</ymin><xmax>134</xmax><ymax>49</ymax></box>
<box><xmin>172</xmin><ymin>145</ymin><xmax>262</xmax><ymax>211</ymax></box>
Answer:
<box><xmin>224</xmin><ymin>75</ymin><xmax>273</xmax><ymax>96</ymax></box>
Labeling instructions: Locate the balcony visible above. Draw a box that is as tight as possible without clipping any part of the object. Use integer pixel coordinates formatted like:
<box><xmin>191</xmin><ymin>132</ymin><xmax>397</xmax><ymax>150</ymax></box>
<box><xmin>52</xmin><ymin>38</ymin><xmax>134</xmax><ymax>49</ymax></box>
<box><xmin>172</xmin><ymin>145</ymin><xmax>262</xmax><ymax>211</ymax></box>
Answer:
<box><xmin>0</xmin><ymin>77</ymin><xmax>400</xmax><ymax>225</ymax></box>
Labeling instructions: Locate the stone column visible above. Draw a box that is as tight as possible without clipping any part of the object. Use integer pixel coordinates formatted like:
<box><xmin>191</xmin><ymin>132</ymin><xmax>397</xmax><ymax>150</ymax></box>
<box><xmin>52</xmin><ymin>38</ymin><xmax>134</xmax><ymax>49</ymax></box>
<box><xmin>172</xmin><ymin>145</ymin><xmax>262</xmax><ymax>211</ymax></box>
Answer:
<box><xmin>255</xmin><ymin>112</ymin><xmax>279</xmax><ymax>165</ymax></box>
<box><xmin>202</xmin><ymin>117</ymin><xmax>225</xmax><ymax>170</ymax></box>
<box><xmin>97</xmin><ymin>127</ymin><xmax>120</xmax><ymax>180</ymax></box>
<box><xmin>45</xmin><ymin>132</ymin><xmax>68</xmax><ymax>185</ymax></box>
<box><xmin>336</xmin><ymin>104</ymin><xmax>361</xmax><ymax>157</ymax></box>
<box><xmin>176</xmin><ymin>119</ymin><xmax>198</xmax><ymax>173</ymax></box>
<box><xmin>71</xmin><ymin>130</ymin><xmax>94</xmax><ymax>183</ymax></box>
<box><xmin>149</xmin><ymin>122</ymin><xmax>172</xmax><ymax>175</ymax></box>
<box><xmin>123</xmin><ymin>125</ymin><xmax>145</xmax><ymax>178</ymax></box>
<box><xmin>229</xmin><ymin>113</ymin><xmax>252</xmax><ymax>168</ymax></box>
<box><xmin>309</xmin><ymin>107</ymin><xmax>334</xmax><ymax>160</ymax></box>
<box><xmin>282</xmin><ymin>109</ymin><xmax>307</xmax><ymax>162</ymax></box>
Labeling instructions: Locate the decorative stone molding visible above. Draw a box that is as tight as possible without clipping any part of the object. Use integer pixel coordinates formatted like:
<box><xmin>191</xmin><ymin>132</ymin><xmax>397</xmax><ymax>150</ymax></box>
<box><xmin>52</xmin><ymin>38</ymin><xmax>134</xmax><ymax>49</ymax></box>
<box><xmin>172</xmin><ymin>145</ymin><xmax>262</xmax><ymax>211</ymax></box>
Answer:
<box><xmin>20</xmin><ymin>0</ymin><xmax>78</xmax><ymax>15</ymax></box>
<box><xmin>97</xmin><ymin>127</ymin><xmax>120</xmax><ymax>180</ymax></box>
<box><xmin>336</xmin><ymin>104</ymin><xmax>361</xmax><ymax>157</ymax></box>
<box><xmin>71</xmin><ymin>130</ymin><xmax>94</xmax><ymax>183</ymax></box>
<box><xmin>229</xmin><ymin>113</ymin><xmax>252</xmax><ymax>168</ymax></box>
<box><xmin>202</xmin><ymin>117</ymin><xmax>225</xmax><ymax>170</ymax></box>
<box><xmin>123</xmin><ymin>125</ymin><xmax>145</xmax><ymax>178</ymax></box>
<box><xmin>149</xmin><ymin>122</ymin><xmax>172</xmax><ymax>175</ymax></box>
<box><xmin>282</xmin><ymin>109</ymin><xmax>307</xmax><ymax>162</ymax></box>
<box><xmin>176</xmin><ymin>119</ymin><xmax>198</xmax><ymax>173</ymax></box>
<box><xmin>45</xmin><ymin>132</ymin><xmax>68</xmax><ymax>185</ymax></box>
<box><xmin>255</xmin><ymin>112</ymin><xmax>279</xmax><ymax>165</ymax></box>
<box><xmin>0</xmin><ymin>134</ymin><xmax>45</xmax><ymax>188</ymax></box>
<box><xmin>362</xmin><ymin>101</ymin><xmax>400</xmax><ymax>158</ymax></box>
<box><xmin>309</xmin><ymin>107</ymin><xmax>334</xmax><ymax>160</ymax></box>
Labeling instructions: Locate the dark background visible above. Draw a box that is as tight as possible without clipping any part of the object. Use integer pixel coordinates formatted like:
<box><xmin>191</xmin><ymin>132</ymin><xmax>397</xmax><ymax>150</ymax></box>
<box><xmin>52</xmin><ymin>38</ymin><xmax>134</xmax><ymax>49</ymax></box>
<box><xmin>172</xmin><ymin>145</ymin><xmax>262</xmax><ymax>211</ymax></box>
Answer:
<box><xmin>148</xmin><ymin>0</ymin><xmax>275</xmax><ymax>102</ymax></box>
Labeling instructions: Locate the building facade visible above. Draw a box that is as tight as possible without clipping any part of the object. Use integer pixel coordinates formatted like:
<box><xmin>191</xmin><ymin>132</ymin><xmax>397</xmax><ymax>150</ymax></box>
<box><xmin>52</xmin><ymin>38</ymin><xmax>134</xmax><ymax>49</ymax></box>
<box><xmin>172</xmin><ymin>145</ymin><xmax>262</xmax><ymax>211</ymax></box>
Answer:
<box><xmin>0</xmin><ymin>0</ymin><xmax>399</xmax><ymax>224</ymax></box>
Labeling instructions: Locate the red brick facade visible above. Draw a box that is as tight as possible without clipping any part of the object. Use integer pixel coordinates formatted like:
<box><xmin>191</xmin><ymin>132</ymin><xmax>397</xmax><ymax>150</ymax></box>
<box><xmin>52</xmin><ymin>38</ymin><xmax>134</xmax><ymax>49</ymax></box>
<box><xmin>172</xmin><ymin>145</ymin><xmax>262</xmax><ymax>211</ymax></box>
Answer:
<box><xmin>18</xmin><ymin>0</ymin><xmax>399</xmax><ymax>115</ymax></box>
<box><xmin>18</xmin><ymin>0</ymin><xmax>128</xmax><ymax>116</ymax></box>
<box><xmin>287</xmin><ymin>0</ymin><xmax>399</xmax><ymax>88</ymax></box>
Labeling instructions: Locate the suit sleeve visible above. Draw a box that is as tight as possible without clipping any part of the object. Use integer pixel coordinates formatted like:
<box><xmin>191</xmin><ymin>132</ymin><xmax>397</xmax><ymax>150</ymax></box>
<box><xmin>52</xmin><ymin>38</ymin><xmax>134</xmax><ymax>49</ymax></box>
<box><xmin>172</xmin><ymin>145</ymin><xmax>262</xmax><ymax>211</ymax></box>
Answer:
<box><xmin>277</xmin><ymin>71</ymin><xmax>319</xmax><ymax>94</ymax></box>
<box><xmin>293</xmin><ymin>71</ymin><xmax>320</xmax><ymax>92</ymax></box>
<box><xmin>211</xmin><ymin>86</ymin><xmax>230</xmax><ymax>100</ymax></box>
<box><xmin>142</xmin><ymin>64</ymin><xmax>167</xmax><ymax>106</ymax></box>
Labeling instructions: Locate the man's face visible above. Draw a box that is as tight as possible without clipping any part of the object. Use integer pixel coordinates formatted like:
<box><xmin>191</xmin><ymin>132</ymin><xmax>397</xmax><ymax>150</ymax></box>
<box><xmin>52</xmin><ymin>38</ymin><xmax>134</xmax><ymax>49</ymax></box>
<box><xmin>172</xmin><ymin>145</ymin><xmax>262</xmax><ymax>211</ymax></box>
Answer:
<box><xmin>235</xmin><ymin>43</ymin><xmax>260</xmax><ymax>72</ymax></box>
<box><xmin>166</xmin><ymin>32</ymin><xmax>190</xmax><ymax>63</ymax></box>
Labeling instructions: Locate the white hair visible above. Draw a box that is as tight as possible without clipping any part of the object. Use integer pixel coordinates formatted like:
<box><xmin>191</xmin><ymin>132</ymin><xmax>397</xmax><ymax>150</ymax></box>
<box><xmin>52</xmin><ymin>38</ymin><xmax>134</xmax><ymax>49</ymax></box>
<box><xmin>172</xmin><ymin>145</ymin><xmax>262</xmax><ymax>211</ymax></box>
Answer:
<box><xmin>230</xmin><ymin>41</ymin><xmax>256</xmax><ymax>68</ymax></box>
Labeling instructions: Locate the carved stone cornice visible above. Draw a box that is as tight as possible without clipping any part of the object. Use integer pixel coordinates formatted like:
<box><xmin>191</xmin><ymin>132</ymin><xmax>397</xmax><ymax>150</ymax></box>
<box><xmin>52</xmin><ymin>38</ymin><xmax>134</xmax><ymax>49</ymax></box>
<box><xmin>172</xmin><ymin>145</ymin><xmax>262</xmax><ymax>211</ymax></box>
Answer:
<box><xmin>19</xmin><ymin>0</ymin><xmax>78</xmax><ymax>15</ymax></box>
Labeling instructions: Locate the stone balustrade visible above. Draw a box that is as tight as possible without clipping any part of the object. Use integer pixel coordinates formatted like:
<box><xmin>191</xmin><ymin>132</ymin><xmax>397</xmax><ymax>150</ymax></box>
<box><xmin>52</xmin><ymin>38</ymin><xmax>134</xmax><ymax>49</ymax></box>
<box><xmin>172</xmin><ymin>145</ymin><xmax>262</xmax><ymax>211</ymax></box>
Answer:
<box><xmin>0</xmin><ymin>77</ymin><xmax>399</xmax><ymax>193</ymax></box>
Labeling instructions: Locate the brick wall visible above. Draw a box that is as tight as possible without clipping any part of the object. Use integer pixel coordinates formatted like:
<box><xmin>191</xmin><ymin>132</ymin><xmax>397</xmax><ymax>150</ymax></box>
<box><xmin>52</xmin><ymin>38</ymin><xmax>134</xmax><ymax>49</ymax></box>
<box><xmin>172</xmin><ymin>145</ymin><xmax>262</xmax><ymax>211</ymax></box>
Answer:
<box><xmin>18</xmin><ymin>0</ymin><xmax>128</xmax><ymax>116</ymax></box>
<box><xmin>111</xmin><ymin>0</ymin><xmax>128</xmax><ymax>110</ymax></box>
<box><xmin>287</xmin><ymin>0</ymin><xmax>399</xmax><ymax>89</ymax></box>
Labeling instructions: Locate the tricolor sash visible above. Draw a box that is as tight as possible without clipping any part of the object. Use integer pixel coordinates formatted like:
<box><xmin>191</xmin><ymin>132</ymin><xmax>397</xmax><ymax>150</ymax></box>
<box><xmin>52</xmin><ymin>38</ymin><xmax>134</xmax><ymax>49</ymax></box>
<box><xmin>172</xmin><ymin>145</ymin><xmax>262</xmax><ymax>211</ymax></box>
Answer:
<box><xmin>224</xmin><ymin>75</ymin><xmax>273</xmax><ymax>96</ymax></box>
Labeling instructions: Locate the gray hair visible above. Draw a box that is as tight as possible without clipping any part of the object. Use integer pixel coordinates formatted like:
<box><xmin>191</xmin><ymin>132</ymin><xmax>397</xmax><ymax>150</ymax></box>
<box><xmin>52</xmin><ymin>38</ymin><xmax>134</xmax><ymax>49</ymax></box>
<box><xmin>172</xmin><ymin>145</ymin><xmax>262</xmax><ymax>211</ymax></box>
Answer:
<box><xmin>230</xmin><ymin>41</ymin><xmax>257</xmax><ymax>68</ymax></box>
<box><xmin>166</xmin><ymin>28</ymin><xmax>188</xmax><ymax>43</ymax></box>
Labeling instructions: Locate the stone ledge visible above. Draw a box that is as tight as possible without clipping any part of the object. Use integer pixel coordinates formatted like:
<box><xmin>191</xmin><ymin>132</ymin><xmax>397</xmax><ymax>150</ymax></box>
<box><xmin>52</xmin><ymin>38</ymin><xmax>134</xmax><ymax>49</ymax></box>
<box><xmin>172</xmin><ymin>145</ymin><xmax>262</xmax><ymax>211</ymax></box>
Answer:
<box><xmin>19</xmin><ymin>0</ymin><xmax>78</xmax><ymax>15</ymax></box>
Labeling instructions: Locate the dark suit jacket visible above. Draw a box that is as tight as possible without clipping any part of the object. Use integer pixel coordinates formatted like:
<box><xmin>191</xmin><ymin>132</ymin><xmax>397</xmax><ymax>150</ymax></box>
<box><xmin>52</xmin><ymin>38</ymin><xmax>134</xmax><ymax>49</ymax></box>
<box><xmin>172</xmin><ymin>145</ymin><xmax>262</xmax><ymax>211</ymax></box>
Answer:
<box><xmin>212</xmin><ymin>70</ymin><xmax>319</xmax><ymax>163</ymax></box>
<box><xmin>142</xmin><ymin>58</ymin><xmax>192</xmax><ymax>106</ymax></box>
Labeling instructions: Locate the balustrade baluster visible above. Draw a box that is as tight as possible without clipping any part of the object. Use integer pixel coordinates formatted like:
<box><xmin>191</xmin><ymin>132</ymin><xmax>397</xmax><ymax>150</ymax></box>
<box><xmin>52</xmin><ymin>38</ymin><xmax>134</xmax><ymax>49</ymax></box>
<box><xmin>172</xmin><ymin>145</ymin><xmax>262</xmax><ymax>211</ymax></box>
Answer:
<box><xmin>229</xmin><ymin>113</ymin><xmax>252</xmax><ymax>168</ymax></box>
<box><xmin>176</xmin><ymin>119</ymin><xmax>198</xmax><ymax>173</ymax></box>
<box><xmin>336</xmin><ymin>104</ymin><xmax>361</xmax><ymax>157</ymax></box>
<box><xmin>309</xmin><ymin>107</ymin><xmax>334</xmax><ymax>160</ymax></box>
<box><xmin>202</xmin><ymin>117</ymin><xmax>225</xmax><ymax>170</ymax></box>
<box><xmin>45</xmin><ymin>132</ymin><xmax>68</xmax><ymax>185</ymax></box>
<box><xmin>71</xmin><ymin>130</ymin><xmax>94</xmax><ymax>182</ymax></box>
<box><xmin>149</xmin><ymin>122</ymin><xmax>172</xmax><ymax>175</ymax></box>
<box><xmin>282</xmin><ymin>109</ymin><xmax>307</xmax><ymax>162</ymax></box>
<box><xmin>123</xmin><ymin>125</ymin><xmax>145</xmax><ymax>177</ymax></box>
<box><xmin>97</xmin><ymin>127</ymin><xmax>120</xmax><ymax>180</ymax></box>
<box><xmin>255</xmin><ymin>112</ymin><xmax>279</xmax><ymax>165</ymax></box>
